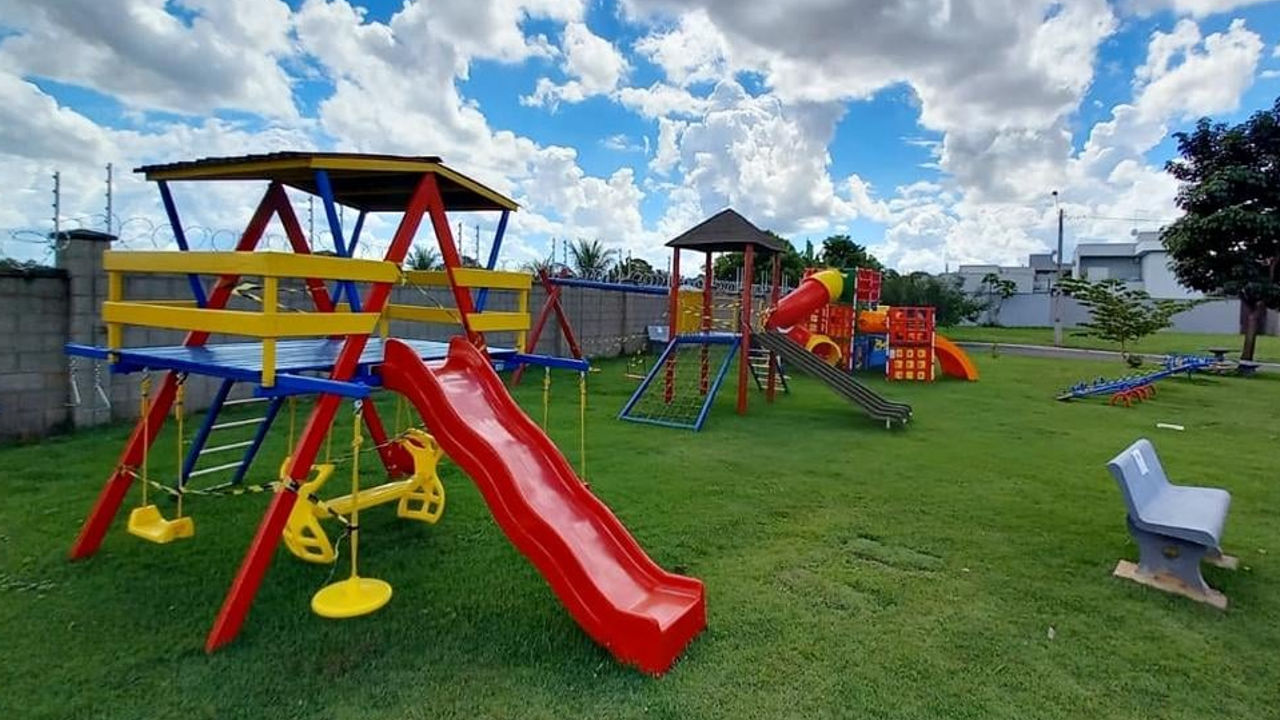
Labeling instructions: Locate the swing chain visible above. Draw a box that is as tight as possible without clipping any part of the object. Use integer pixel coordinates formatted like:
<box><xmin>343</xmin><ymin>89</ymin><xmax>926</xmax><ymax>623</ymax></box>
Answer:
<box><xmin>67</xmin><ymin>358</ymin><xmax>83</xmax><ymax>408</ymax></box>
<box><xmin>92</xmin><ymin>362</ymin><xmax>111</xmax><ymax>411</ymax></box>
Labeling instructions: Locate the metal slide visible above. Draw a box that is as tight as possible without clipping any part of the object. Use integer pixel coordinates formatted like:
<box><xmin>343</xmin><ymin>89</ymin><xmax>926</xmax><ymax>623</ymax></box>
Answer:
<box><xmin>754</xmin><ymin>330</ymin><xmax>912</xmax><ymax>426</ymax></box>
<box><xmin>379</xmin><ymin>337</ymin><xmax>706</xmax><ymax>674</ymax></box>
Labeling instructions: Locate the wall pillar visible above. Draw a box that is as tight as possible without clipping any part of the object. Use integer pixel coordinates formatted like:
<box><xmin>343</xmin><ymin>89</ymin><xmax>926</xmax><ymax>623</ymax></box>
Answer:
<box><xmin>56</xmin><ymin>229</ymin><xmax>115</xmax><ymax>429</ymax></box>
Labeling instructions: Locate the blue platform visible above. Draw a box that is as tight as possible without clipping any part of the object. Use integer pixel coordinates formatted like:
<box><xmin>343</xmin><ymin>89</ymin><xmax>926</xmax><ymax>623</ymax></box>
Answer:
<box><xmin>66</xmin><ymin>338</ymin><xmax>519</xmax><ymax>398</ymax></box>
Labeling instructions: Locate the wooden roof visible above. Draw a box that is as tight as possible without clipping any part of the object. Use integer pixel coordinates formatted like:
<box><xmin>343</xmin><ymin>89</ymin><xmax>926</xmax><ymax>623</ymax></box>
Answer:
<box><xmin>665</xmin><ymin>208</ymin><xmax>789</xmax><ymax>254</ymax></box>
<box><xmin>135</xmin><ymin>152</ymin><xmax>517</xmax><ymax>213</ymax></box>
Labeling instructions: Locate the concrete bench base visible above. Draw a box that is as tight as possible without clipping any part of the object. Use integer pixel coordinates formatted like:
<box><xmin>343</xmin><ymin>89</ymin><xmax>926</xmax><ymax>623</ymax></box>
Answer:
<box><xmin>1113</xmin><ymin>560</ymin><xmax>1230</xmax><ymax>610</ymax></box>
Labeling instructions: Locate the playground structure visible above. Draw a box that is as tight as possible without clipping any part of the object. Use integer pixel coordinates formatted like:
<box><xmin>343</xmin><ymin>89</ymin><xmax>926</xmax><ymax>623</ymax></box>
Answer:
<box><xmin>1057</xmin><ymin>354</ymin><xmax>1223</xmax><ymax>405</ymax></box>
<box><xmin>769</xmin><ymin>267</ymin><xmax>980</xmax><ymax>383</ymax></box>
<box><xmin>619</xmin><ymin>210</ymin><xmax>915</xmax><ymax>430</ymax></box>
<box><xmin>618</xmin><ymin>210</ymin><xmax>787</xmax><ymax>431</ymax></box>
<box><xmin>64</xmin><ymin>153</ymin><xmax>704</xmax><ymax>674</ymax></box>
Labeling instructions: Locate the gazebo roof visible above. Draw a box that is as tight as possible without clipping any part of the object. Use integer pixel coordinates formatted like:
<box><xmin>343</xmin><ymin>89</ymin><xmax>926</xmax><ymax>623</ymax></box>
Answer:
<box><xmin>135</xmin><ymin>152</ymin><xmax>517</xmax><ymax>213</ymax></box>
<box><xmin>665</xmin><ymin>208</ymin><xmax>789</xmax><ymax>254</ymax></box>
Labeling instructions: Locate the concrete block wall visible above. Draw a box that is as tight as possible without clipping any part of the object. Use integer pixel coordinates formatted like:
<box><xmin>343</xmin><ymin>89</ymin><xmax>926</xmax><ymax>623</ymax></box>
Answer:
<box><xmin>0</xmin><ymin>270</ymin><xmax>71</xmax><ymax>439</ymax></box>
<box><xmin>0</xmin><ymin>235</ymin><xmax>679</xmax><ymax>440</ymax></box>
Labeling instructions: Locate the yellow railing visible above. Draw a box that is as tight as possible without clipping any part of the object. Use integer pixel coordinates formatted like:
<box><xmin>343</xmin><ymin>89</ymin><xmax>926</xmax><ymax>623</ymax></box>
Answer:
<box><xmin>103</xmin><ymin>251</ymin><xmax>394</xmax><ymax>386</ymax></box>
<box><xmin>389</xmin><ymin>268</ymin><xmax>532</xmax><ymax>348</ymax></box>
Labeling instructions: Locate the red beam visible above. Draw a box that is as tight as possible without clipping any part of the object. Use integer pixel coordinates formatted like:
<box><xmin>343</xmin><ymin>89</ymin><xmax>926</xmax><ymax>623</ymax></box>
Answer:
<box><xmin>766</xmin><ymin>254</ymin><xmax>781</xmax><ymax>403</ymax></box>
<box><xmin>737</xmin><ymin>245</ymin><xmax>754</xmax><ymax>415</ymax></box>
<box><xmin>663</xmin><ymin>249</ymin><xmax>680</xmax><ymax>403</ymax></box>
<box><xmin>205</xmin><ymin>173</ymin><xmax>435</xmax><ymax>653</ymax></box>
<box><xmin>700</xmin><ymin>251</ymin><xmax>712</xmax><ymax>395</ymax></box>
<box><xmin>422</xmin><ymin>175</ymin><xmax>482</xmax><ymax>346</ymax></box>
<box><xmin>272</xmin><ymin>185</ymin><xmax>336</xmax><ymax>313</ymax></box>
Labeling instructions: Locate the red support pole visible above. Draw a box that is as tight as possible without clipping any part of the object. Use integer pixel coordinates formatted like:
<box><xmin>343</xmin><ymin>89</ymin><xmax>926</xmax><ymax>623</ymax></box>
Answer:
<box><xmin>272</xmin><ymin>185</ymin><xmax>336</xmax><ymax>313</ymax></box>
<box><xmin>737</xmin><ymin>245</ymin><xmax>755</xmax><ymax>415</ymax></box>
<box><xmin>663</xmin><ymin>249</ymin><xmax>680</xmax><ymax>404</ymax></box>
<box><xmin>423</xmin><ymin>180</ymin><xmax>483</xmax><ymax>347</ymax></box>
<box><xmin>70</xmin><ymin>182</ymin><xmax>280</xmax><ymax>560</ymax></box>
<box><xmin>766</xmin><ymin>253</ymin><xmax>780</xmax><ymax>404</ymax></box>
<box><xmin>700</xmin><ymin>251</ymin><xmax>712</xmax><ymax>395</ymax></box>
<box><xmin>205</xmin><ymin>173</ymin><xmax>437</xmax><ymax>653</ymax></box>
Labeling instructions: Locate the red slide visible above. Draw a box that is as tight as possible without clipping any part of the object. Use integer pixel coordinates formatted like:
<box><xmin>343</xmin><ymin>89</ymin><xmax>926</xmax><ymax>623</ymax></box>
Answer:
<box><xmin>379</xmin><ymin>337</ymin><xmax>705</xmax><ymax>674</ymax></box>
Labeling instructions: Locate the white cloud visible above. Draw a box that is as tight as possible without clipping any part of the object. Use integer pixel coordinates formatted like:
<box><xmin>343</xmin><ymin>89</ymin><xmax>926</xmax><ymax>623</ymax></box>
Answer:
<box><xmin>522</xmin><ymin>22</ymin><xmax>630</xmax><ymax>108</ymax></box>
<box><xmin>1124</xmin><ymin>0</ymin><xmax>1278</xmax><ymax>18</ymax></box>
<box><xmin>615</xmin><ymin>83</ymin><xmax>709</xmax><ymax>118</ymax></box>
<box><xmin>0</xmin><ymin>0</ymin><xmax>300</xmax><ymax>119</ymax></box>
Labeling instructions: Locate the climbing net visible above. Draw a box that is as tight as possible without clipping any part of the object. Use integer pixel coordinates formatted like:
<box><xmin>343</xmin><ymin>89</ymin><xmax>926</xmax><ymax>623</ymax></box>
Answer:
<box><xmin>620</xmin><ymin>339</ymin><xmax>738</xmax><ymax>430</ymax></box>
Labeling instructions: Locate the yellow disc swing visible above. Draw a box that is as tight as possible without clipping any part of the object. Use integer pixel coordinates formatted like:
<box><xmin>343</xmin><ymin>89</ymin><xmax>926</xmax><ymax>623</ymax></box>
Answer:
<box><xmin>311</xmin><ymin>399</ymin><xmax>393</xmax><ymax>619</ymax></box>
<box><xmin>127</xmin><ymin>374</ymin><xmax>195</xmax><ymax>543</ymax></box>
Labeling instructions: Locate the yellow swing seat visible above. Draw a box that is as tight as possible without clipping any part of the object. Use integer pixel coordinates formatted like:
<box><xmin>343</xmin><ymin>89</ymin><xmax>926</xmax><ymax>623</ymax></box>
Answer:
<box><xmin>127</xmin><ymin>504</ymin><xmax>195</xmax><ymax>544</ymax></box>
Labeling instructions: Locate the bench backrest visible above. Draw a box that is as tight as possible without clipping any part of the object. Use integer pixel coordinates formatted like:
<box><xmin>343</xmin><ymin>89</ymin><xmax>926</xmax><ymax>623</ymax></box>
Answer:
<box><xmin>1106</xmin><ymin>438</ymin><xmax>1170</xmax><ymax>517</ymax></box>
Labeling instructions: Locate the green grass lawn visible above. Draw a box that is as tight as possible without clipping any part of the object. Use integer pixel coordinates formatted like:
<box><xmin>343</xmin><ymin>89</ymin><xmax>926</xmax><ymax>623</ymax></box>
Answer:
<box><xmin>2</xmin><ymin>354</ymin><xmax>1279</xmax><ymax>719</ymax></box>
<box><xmin>942</xmin><ymin>325</ymin><xmax>1280</xmax><ymax>363</ymax></box>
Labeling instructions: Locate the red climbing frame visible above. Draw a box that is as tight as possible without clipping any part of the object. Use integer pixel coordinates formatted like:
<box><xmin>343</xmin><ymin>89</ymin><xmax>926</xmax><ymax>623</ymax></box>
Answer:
<box><xmin>68</xmin><ymin>155</ymin><xmax>506</xmax><ymax>654</ymax></box>
<box><xmin>510</xmin><ymin>268</ymin><xmax>584</xmax><ymax>386</ymax></box>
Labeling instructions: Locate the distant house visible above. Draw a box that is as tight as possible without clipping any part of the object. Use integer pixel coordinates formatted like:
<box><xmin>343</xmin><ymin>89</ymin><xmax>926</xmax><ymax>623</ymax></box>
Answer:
<box><xmin>951</xmin><ymin>263</ymin><xmax>1036</xmax><ymax>294</ymax></box>
<box><xmin>1073</xmin><ymin>231</ymin><xmax>1199</xmax><ymax>300</ymax></box>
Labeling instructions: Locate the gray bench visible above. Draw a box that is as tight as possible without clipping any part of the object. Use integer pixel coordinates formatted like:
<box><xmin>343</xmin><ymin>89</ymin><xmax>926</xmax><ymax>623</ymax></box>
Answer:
<box><xmin>1106</xmin><ymin>438</ymin><xmax>1238</xmax><ymax>609</ymax></box>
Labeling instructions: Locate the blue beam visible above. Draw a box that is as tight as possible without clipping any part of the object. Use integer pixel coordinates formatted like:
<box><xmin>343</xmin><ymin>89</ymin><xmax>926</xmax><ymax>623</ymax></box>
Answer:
<box><xmin>476</xmin><ymin>209</ymin><xmax>509</xmax><ymax>312</ymax></box>
<box><xmin>509</xmin><ymin>353</ymin><xmax>590</xmax><ymax>372</ymax></box>
<box><xmin>550</xmin><ymin>276</ymin><xmax>668</xmax><ymax>296</ymax></box>
<box><xmin>157</xmin><ymin>181</ymin><xmax>208</xmax><ymax>308</ymax></box>
<box><xmin>65</xmin><ymin>343</ymin><xmax>110</xmax><ymax>360</ymax></box>
<box><xmin>693</xmin><ymin>337</ymin><xmax>739</xmax><ymax>431</ymax></box>
<box><xmin>254</xmin><ymin>373</ymin><xmax>372</xmax><ymax>399</ymax></box>
<box><xmin>314</xmin><ymin>170</ymin><xmax>362</xmax><ymax>312</ymax></box>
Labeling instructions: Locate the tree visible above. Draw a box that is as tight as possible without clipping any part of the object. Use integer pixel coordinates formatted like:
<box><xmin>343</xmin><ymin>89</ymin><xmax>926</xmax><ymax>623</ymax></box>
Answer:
<box><xmin>1060</xmin><ymin>277</ymin><xmax>1205</xmax><ymax>364</ymax></box>
<box><xmin>568</xmin><ymin>238</ymin><xmax>616</xmax><ymax>277</ymax></box>
<box><xmin>880</xmin><ymin>270</ymin><xmax>981</xmax><ymax>327</ymax></box>
<box><xmin>407</xmin><ymin>246</ymin><xmax>440</xmax><ymax>270</ymax></box>
<box><xmin>820</xmin><ymin>235</ymin><xmax>882</xmax><ymax>270</ymax></box>
<box><xmin>712</xmin><ymin>231</ymin><xmax>808</xmax><ymax>286</ymax></box>
<box><xmin>610</xmin><ymin>256</ymin><xmax>655</xmax><ymax>281</ymax></box>
<box><xmin>1162</xmin><ymin>98</ymin><xmax>1280</xmax><ymax>361</ymax></box>
<box><xmin>978</xmin><ymin>272</ymin><xmax>1018</xmax><ymax>326</ymax></box>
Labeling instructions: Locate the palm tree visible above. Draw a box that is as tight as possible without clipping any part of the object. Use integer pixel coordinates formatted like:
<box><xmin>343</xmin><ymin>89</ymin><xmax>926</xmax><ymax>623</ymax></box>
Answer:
<box><xmin>568</xmin><ymin>238</ymin><xmax>616</xmax><ymax>277</ymax></box>
<box><xmin>408</xmin><ymin>246</ymin><xmax>440</xmax><ymax>270</ymax></box>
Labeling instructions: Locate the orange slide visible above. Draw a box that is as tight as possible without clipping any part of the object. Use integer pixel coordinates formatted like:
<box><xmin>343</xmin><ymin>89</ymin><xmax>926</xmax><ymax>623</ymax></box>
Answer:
<box><xmin>379</xmin><ymin>338</ymin><xmax>705</xmax><ymax>674</ymax></box>
<box><xmin>933</xmin><ymin>334</ymin><xmax>979</xmax><ymax>381</ymax></box>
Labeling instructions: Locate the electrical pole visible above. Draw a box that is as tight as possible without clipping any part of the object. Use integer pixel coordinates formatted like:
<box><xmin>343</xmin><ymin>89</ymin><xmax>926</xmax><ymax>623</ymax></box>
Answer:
<box><xmin>105</xmin><ymin>163</ymin><xmax>113</xmax><ymax>236</ymax></box>
<box><xmin>1052</xmin><ymin>191</ymin><xmax>1064</xmax><ymax>347</ymax></box>
<box><xmin>52</xmin><ymin>171</ymin><xmax>61</xmax><ymax>242</ymax></box>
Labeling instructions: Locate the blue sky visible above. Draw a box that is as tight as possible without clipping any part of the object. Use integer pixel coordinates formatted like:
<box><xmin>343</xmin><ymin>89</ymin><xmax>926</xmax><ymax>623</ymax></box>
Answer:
<box><xmin>1</xmin><ymin>0</ymin><xmax>1278</xmax><ymax>270</ymax></box>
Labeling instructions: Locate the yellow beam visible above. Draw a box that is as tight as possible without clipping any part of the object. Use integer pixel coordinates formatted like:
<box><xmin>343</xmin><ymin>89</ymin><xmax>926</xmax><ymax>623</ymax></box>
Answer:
<box><xmin>466</xmin><ymin>311</ymin><xmax>531</xmax><ymax>333</ymax></box>
<box><xmin>516</xmin><ymin>288</ymin><xmax>529</xmax><ymax>351</ymax></box>
<box><xmin>107</xmin><ymin>271</ymin><xmax>123</xmax><ymax>351</ymax></box>
<box><xmin>102</xmin><ymin>302</ymin><xmax>380</xmax><ymax>337</ymax></box>
<box><xmin>402</xmin><ymin>268</ymin><xmax>532</xmax><ymax>290</ymax></box>
<box><xmin>132</xmin><ymin>299</ymin><xmax>200</xmax><ymax>308</ymax></box>
<box><xmin>262</xmin><ymin>277</ymin><xmax>278</xmax><ymax>387</ymax></box>
<box><xmin>103</xmin><ymin>251</ymin><xmax>399</xmax><ymax>284</ymax></box>
<box><xmin>384</xmin><ymin>304</ymin><xmax>461</xmax><ymax>325</ymax></box>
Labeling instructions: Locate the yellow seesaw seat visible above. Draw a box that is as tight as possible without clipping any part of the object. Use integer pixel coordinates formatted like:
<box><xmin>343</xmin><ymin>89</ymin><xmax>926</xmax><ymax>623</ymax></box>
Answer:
<box><xmin>281</xmin><ymin>429</ymin><xmax>446</xmax><ymax>565</ymax></box>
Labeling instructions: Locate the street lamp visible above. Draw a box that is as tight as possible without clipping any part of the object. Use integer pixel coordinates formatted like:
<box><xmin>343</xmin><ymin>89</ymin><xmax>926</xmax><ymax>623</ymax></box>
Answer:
<box><xmin>1052</xmin><ymin>191</ymin><xmax>1064</xmax><ymax>347</ymax></box>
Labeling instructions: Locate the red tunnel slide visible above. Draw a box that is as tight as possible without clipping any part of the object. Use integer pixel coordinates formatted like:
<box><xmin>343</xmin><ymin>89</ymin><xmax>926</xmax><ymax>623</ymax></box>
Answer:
<box><xmin>379</xmin><ymin>337</ymin><xmax>706</xmax><ymax>674</ymax></box>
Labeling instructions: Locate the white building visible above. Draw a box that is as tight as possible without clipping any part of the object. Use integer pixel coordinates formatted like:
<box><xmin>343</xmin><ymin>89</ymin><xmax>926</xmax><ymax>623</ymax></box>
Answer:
<box><xmin>1073</xmin><ymin>231</ymin><xmax>1199</xmax><ymax>300</ymax></box>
